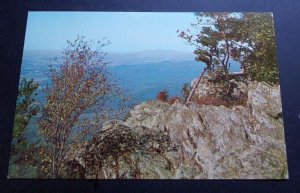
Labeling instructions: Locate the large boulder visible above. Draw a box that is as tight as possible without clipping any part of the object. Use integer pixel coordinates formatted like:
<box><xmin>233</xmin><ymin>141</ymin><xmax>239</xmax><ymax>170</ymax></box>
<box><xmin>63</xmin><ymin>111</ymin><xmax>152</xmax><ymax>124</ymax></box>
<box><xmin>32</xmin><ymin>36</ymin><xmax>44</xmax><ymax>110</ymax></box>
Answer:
<box><xmin>69</xmin><ymin>81</ymin><xmax>288</xmax><ymax>179</ymax></box>
<box><xmin>247</xmin><ymin>81</ymin><xmax>282</xmax><ymax>118</ymax></box>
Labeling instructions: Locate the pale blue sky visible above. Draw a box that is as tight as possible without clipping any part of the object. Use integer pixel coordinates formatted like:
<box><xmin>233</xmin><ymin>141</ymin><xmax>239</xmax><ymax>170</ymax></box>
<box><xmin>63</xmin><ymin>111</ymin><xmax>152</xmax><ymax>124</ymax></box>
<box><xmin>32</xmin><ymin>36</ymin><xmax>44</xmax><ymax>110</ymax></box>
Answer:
<box><xmin>24</xmin><ymin>12</ymin><xmax>198</xmax><ymax>52</ymax></box>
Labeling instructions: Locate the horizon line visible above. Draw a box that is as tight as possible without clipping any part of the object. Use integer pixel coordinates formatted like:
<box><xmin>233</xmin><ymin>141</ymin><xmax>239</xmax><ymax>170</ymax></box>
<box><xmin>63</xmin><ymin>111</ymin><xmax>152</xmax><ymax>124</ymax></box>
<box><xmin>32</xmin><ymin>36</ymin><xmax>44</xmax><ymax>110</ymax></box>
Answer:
<box><xmin>23</xmin><ymin>49</ymin><xmax>195</xmax><ymax>53</ymax></box>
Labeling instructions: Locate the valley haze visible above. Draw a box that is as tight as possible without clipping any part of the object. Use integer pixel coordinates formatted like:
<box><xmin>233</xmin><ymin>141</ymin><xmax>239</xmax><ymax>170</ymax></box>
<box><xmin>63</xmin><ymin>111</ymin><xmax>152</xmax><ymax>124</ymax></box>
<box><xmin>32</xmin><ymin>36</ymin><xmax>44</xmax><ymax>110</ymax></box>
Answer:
<box><xmin>23</xmin><ymin>49</ymin><xmax>199</xmax><ymax>65</ymax></box>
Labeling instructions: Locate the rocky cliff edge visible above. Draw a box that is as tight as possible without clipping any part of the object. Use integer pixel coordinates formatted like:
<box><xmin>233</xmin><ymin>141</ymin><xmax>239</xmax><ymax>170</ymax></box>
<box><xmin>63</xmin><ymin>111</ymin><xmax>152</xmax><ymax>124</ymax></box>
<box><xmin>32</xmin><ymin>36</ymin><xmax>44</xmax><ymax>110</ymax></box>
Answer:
<box><xmin>68</xmin><ymin>81</ymin><xmax>288</xmax><ymax>179</ymax></box>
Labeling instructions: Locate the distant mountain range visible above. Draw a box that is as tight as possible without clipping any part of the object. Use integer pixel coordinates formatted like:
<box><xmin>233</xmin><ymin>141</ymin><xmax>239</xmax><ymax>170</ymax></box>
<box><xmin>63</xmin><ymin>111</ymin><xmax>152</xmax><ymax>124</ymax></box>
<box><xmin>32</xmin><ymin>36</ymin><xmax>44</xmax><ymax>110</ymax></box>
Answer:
<box><xmin>107</xmin><ymin>50</ymin><xmax>196</xmax><ymax>65</ymax></box>
<box><xmin>23</xmin><ymin>49</ymin><xmax>196</xmax><ymax>66</ymax></box>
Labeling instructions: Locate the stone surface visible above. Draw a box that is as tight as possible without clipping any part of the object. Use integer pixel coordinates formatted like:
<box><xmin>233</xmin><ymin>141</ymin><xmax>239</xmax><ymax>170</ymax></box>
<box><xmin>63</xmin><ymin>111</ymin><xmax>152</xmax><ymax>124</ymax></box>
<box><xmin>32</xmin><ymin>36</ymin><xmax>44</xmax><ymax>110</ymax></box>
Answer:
<box><xmin>68</xmin><ymin>81</ymin><xmax>288</xmax><ymax>179</ymax></box>
<box><xmin>192</xmin><ymin>77</ymin><xmax>248</xmax><ymax>100</ymax></box>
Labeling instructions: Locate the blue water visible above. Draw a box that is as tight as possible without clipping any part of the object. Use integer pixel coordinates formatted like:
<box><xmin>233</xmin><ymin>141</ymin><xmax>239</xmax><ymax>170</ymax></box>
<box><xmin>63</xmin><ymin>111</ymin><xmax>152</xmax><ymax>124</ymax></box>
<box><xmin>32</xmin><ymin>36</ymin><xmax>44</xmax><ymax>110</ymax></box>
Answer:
<box><xmin>110</xmin><ymin>61</ymin><xmax>203</xmax><ymax>103</ymax></box>
<box><xmin>20</xmin><ymin>51</ymin><xmax>241</xmax><ymax>141</ymax></box>
<box><xmin>20</xmin><ymin>51</ymin><xmax>241</xmax><ymax>105</ymax></box>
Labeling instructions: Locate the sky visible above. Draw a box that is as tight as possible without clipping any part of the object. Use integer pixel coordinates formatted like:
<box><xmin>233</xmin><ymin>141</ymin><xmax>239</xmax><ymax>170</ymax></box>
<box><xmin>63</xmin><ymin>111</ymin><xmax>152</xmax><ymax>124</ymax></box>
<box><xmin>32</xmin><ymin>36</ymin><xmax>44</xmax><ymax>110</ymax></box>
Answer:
<box><xmin>24</xmin><ymin>12</ymin><xmax>198</xmax><ymax>53</ymax></box>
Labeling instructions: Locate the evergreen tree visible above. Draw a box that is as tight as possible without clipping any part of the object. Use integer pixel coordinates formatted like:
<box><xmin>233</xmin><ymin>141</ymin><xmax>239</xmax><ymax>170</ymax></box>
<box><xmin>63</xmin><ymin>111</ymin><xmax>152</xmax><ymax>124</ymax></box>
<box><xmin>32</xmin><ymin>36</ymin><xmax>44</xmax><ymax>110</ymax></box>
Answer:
<box><xmin>9</xmin><ymin>78</ymin><xmax>39</xmax><ymax>178</ymax></box>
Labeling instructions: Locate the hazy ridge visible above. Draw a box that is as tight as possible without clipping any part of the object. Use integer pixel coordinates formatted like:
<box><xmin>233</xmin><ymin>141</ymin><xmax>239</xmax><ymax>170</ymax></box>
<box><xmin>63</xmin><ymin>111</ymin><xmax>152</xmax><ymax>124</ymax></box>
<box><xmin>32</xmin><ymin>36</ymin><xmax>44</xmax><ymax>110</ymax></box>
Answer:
<box><xmin>21</xmin><ymin>49</ymin><xmax>240</xmax><ymax>103</ymax></box>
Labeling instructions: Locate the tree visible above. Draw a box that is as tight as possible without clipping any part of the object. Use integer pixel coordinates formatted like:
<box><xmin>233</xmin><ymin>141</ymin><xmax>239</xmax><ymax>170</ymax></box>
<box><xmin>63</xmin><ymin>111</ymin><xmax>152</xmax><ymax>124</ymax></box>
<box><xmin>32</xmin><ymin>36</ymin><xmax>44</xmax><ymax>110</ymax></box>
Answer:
<box><xmin>239</xmin><ymin>13</ymin><xmax>279</xmax><ymax>85</ymax></box>
<box><xmin>179</xmin><ymin>13</ymin><xmax>246</xmax><ymax>102</ymax></box>
<box><xmin>37</xmin><ymin>36</ymin><xmax>120</xmax><ymax>178</ymax></box>
<box><xmin>180</xmin><ymin>83</ymin><xmax>192</xmax><ymax>102</ymax></box>
<box><xmin>178</xmin><ymin>12</ymin><xmax>279</xmax><ymax>103</ymax></box>
<box><xmin>9</xmin><ymin>78</ymin><xmax>39</xmax><ymax>178</ymax></box>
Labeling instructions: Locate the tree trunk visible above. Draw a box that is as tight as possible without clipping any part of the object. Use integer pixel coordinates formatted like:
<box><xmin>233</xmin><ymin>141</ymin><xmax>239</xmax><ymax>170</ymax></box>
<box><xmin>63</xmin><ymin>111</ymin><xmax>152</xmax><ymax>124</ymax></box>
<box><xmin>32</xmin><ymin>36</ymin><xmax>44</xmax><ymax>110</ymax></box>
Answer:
<box><xmin>186</xmin><ymin>68</ymin><xmax>207</xmax><ymax>104</ymax></box>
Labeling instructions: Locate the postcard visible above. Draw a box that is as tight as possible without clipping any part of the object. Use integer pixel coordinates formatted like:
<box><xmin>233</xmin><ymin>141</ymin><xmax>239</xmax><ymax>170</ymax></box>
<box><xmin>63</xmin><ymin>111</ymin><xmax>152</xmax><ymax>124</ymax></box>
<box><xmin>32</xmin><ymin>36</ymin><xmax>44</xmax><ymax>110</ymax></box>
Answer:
<box><xmin>8</xmin><ymin>12</ymin><xmax>288</xmax><ymax>179</ymax></box>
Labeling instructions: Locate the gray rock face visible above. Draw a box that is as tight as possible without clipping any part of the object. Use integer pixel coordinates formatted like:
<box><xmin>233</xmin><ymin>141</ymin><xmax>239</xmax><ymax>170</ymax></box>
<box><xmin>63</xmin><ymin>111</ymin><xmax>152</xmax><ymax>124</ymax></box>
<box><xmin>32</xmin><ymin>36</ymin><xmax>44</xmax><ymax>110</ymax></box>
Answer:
<box><xmin>69</xmin><ymin>81</ymin><xmax>288</xmax><ymax>179</ymax></box>
<box><xmin>248</xmin><ymin>82</ymin><xmax>282</xmax><ymax>118</ymax></box>
<box><xmin>191</xmin><ymin>77</ymin><xmax>248</xmax><ymax>100</ymax></box>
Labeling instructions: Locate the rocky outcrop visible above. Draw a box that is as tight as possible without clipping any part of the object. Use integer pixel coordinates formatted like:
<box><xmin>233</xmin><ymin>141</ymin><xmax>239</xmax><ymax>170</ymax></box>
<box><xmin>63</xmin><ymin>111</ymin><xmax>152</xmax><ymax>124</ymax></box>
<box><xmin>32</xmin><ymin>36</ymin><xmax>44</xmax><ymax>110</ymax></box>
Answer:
<box><xmin>69</xmin><ymin>81</ymin><xmax>288</xmax><ymax>179</ymax></box>
<box><xmin>191</xmin><ymin>76</ymin><xmax>248</xmax><ymax>100</ymax></box>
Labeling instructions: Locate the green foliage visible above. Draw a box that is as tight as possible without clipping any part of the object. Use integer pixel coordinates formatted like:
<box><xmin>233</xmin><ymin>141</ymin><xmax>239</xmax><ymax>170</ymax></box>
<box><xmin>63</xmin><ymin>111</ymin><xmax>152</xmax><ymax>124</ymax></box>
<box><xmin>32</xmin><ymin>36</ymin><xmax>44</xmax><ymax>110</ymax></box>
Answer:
<box><xmin>178</xmin><ymin>13</ymin><xmax>243</xmax><ymax>78</ymax></box>
<box><xmin>8</xmin><ymin>78</ymin><xmax>39</xmax><ymax>178</ymax></box>
<box><xmin>239</xmin><ymin>13</ymin><xmax>279</xmax><ymax>85</ymax></box>
<box><xmin>180</xmin><ymin>83</ymin><xmax>192</xmax><ymax>102</ymax></box>
<box><xmin>178</xmin><ymin>12</ymin><xmax>279</xmax><ymax>85</ymax></box>
<box><xmin>12</xmin><ymin>79</ymin><xmax>39</xmax><ymax>140</ymax></box>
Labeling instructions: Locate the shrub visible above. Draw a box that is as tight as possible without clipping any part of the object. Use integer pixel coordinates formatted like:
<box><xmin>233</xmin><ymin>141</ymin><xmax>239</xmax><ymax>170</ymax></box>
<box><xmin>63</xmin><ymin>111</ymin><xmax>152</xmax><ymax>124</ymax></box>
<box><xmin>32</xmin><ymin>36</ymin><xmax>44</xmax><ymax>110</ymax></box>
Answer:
<box><xmin>180</xmin><ymin>83</ymin><xmax>192</xmax><ymax>102</ymax></box>
<box><xmin>156</xmin><ymin>90</ymin><xmax>169</xmax><ymax>102</ymax></box>
<box><xmin>168</xmin><ymin>96</ymin><xmax>180</xmax><ymax>105</ymax></box>
<box><xmin>193</xmin><ymin>93</ymin><xmax>247</xmax><ymax>108</ymax></box>
<box><xmin>193</xmin><ymin>96</ymin><xmax>229</xmax><ymax>107</ymax></box>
